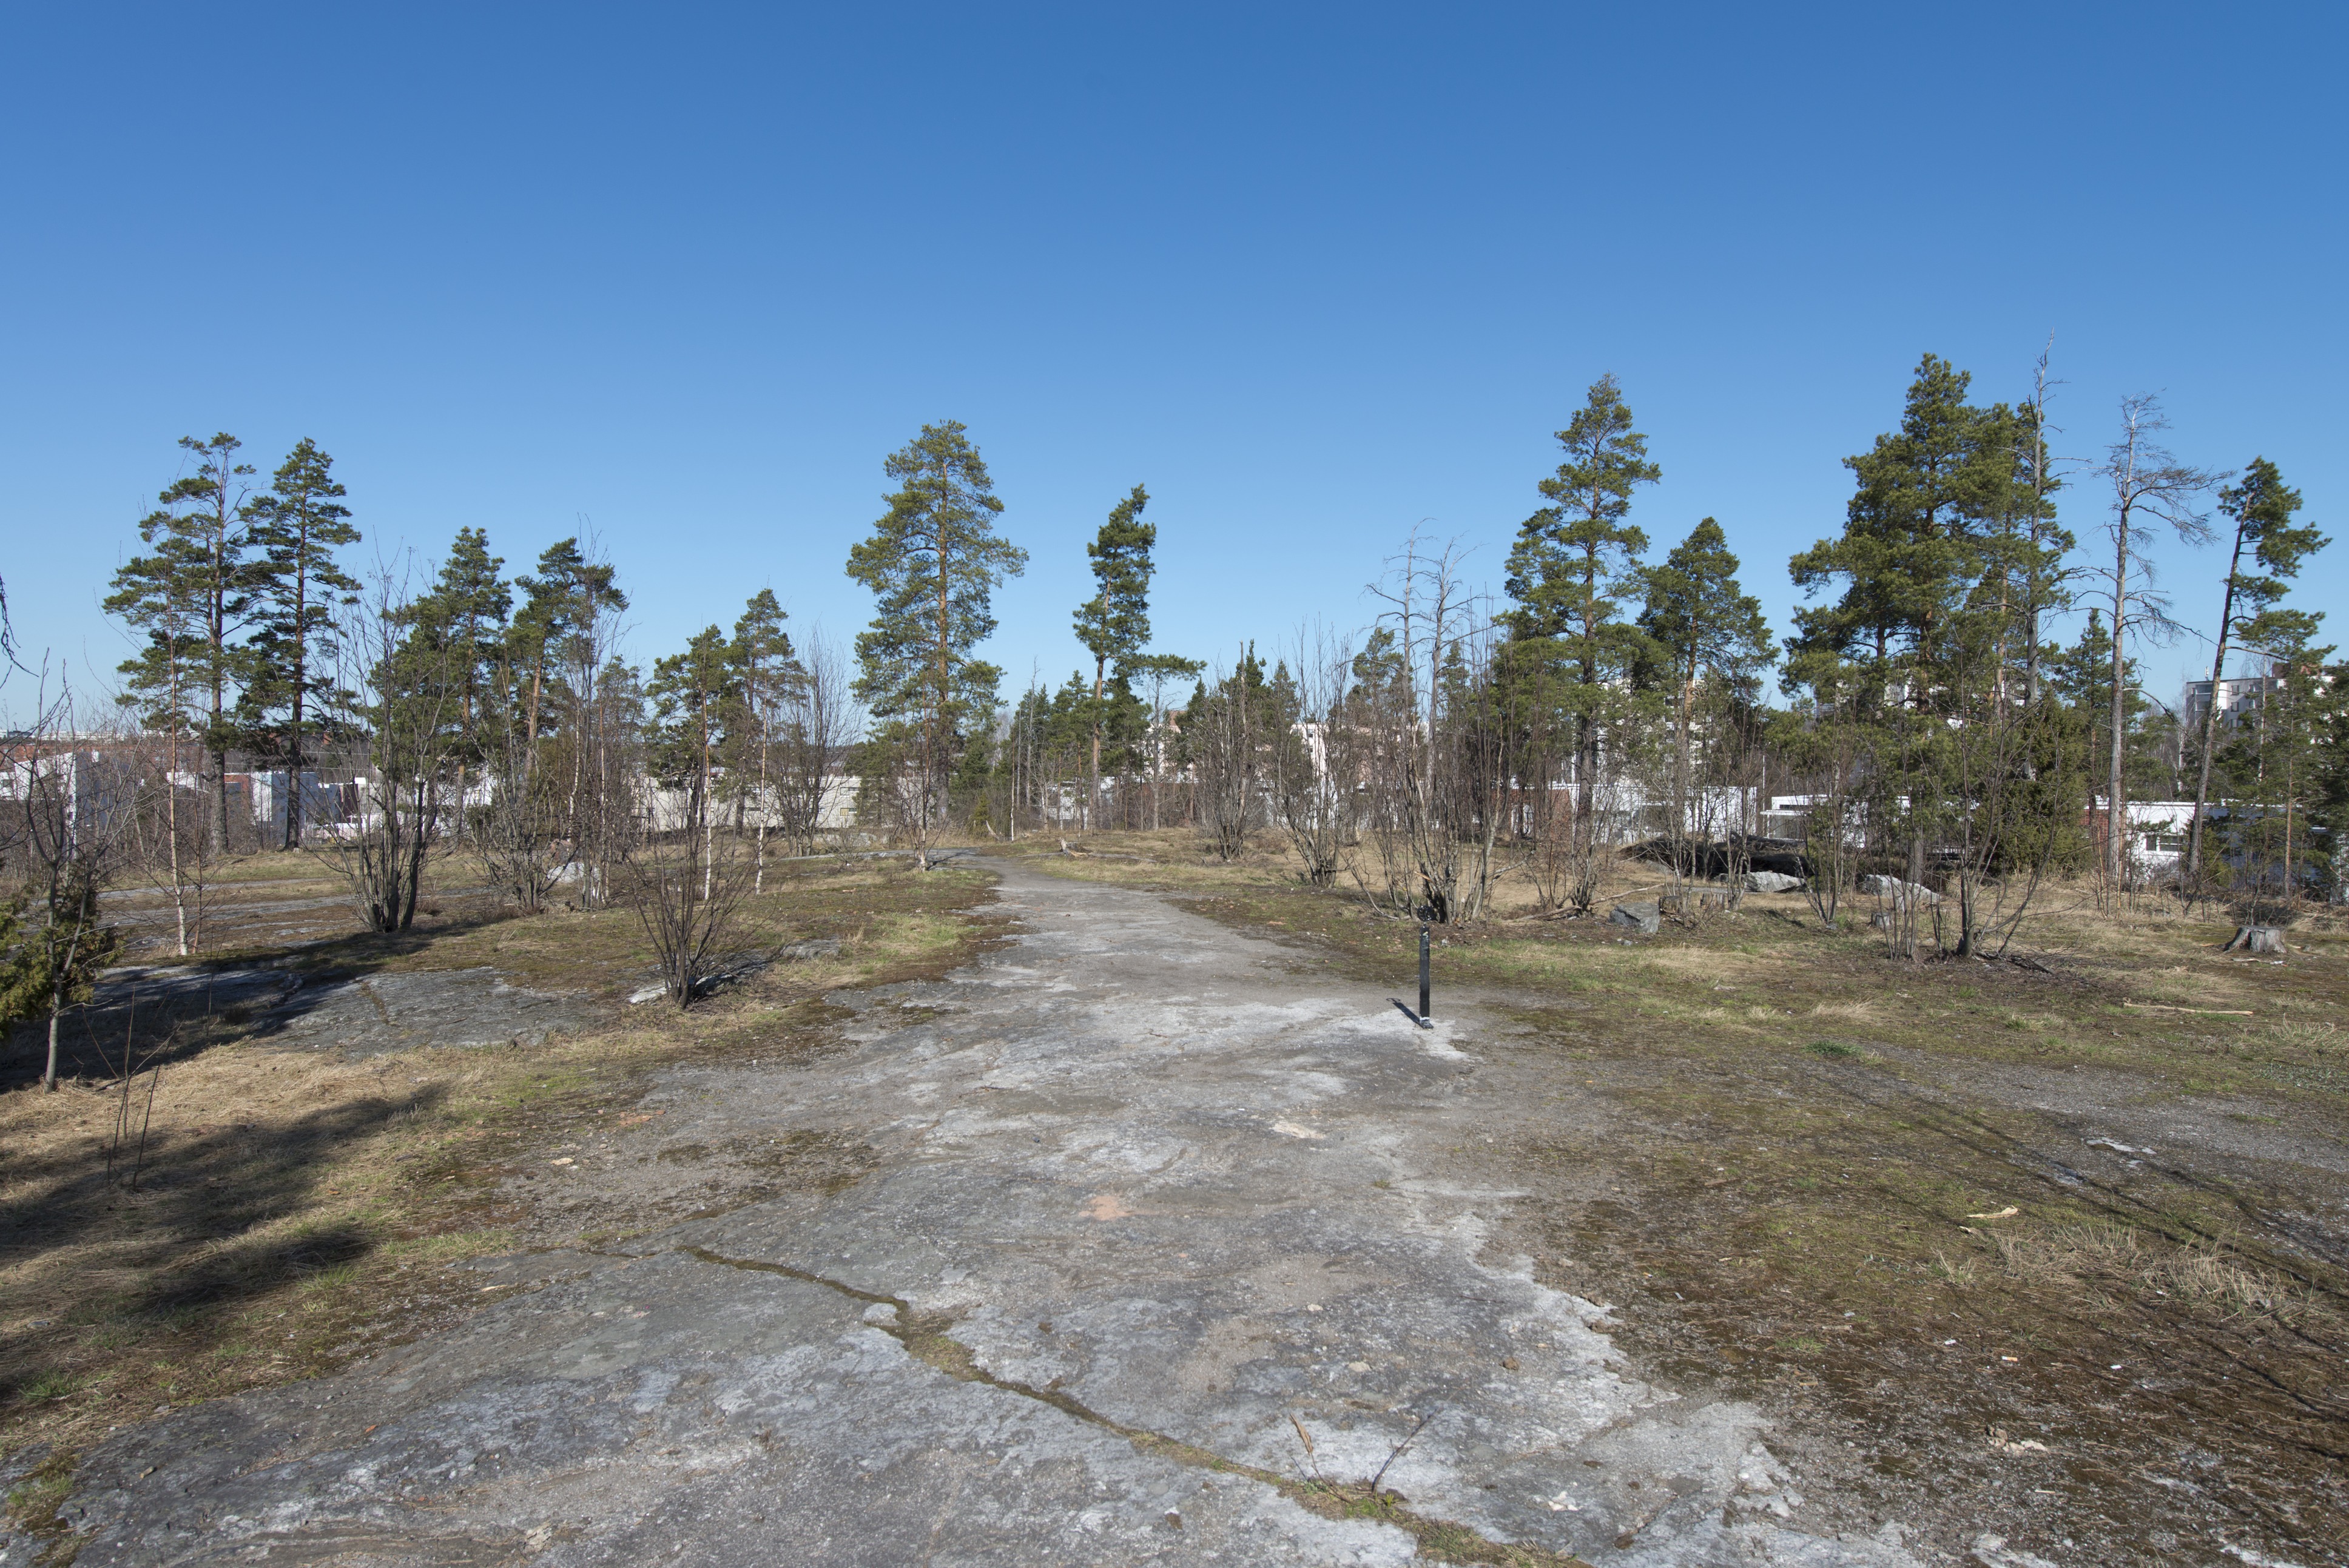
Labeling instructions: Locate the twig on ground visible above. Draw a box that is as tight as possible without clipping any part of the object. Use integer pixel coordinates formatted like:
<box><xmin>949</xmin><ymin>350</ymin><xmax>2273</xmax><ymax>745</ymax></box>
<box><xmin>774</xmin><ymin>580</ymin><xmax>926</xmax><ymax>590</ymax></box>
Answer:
<box><xmin>1370</xmin><ymin>1410</ymin><xmax>1435</xmax><ymax>1493</ymax></box>
<box><xmin>2120</xmin><ymin>1001</ymin><xmax>2254</xmax><ymax>1016</ymax></box>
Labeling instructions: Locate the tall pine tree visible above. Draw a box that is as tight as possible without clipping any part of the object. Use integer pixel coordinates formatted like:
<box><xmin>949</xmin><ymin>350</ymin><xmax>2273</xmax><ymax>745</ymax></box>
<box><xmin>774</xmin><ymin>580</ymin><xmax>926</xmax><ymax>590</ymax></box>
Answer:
<box><xmin>1501</xmin><ymin>374</ymin><xmax>1660</xmax><ymax>837</ymax></box>
<box><xmin>2187</xmin><ymin>459</ymin><xmax>2327</xmax><ymax>877</ymax></box>
<box><xmin>104</xmin><ymin>434</ymin><xmax>258</xmax><ymax>851</ymax></box>
<box><xmin>727</xmin><ymin>589</ymin><xmax>799</xmax><ymax>886</ymax></box>
<box><xmin>240</xmin><ymin>439</ymin><xmax>360</xmax><ymax>848</ymax></box>
<box><xmin>1637</xmin><ymin>518</ymin><xmax>1773</xmax><ymax>840</ymax></box>
<box><xmin>1072</xmin><ymin>483</ymin><xmax>1156</xmax><ymax>828</ymax></box>
<box><xmin>847</xmin><ymin>421</ymin><xmax>1026</xmax><ymax>864</ymax></box>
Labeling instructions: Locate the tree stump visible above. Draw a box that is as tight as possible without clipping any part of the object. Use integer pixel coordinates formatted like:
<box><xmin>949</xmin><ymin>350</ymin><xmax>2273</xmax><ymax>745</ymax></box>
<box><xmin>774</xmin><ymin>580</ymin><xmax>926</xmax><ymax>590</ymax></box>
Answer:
<box><xmin>2225</xmin><ymin>926</ymin><xmax>2284</xmax><ymax>954</ymax></box>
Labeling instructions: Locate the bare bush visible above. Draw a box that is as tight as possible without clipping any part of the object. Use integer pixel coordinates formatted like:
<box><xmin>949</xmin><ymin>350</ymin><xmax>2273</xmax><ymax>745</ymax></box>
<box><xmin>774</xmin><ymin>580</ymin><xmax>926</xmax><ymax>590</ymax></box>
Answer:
<box><xmin>1189</xmin><ymin>655</ymin><xmax>1267</xmax><ymax>863</ymax></box>
<box><xmin>317</xmin><ymin>562</ymin><xmax>464</xmax><ymax>932</ymax></box>
<box><xmin>1265</xmin><ymin>630</ymin><xmax>1358</xmax><ymax>887</ymax></box>
<box><xmin>621</xmin><ymin>827</ymin><xmax>761</xmax><ymax>1007</ymax></box>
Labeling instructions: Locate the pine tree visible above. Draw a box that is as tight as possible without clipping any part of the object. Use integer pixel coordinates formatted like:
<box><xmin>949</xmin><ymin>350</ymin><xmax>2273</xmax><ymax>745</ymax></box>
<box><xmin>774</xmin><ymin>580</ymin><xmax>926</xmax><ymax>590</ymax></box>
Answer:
<box><xmin>508</xmin><ymin>538</ymin><xmax>627</xmax><ymax>753</ymax></box>
<box><xmin>1637</xmin><ymin>518</ymin><xmax>1773</xmax><ymax>841</ymax></box>
<box><xmin>103</xmin><ymin>434</ymin><xmax>258</xmax><ymax>851</ymax></box>
<box><xmin>1787</xmin><ymin>356</ymin><xmax>2029</xmax><ymax>903</ymax></box>
<box><xmin>2186</xmin><ymin>459</ymin><xmax>2327</xmax><ymax>878</ymax></box>
<box><xmin>240</xmin><ymin>439</ymin><xmax>360</xmax><ymax>848</ymax></box>
<box><xmin>1501</xmin><ymin>375</ymin><xmax>1659</xmax><ymax>838</ymax></box>
<box><xmin>2215</xmin><ymin>607</ymin><xmax>2336</xmax><ymax>912</ymax></box>
<box><xmin>649</xmin><ymin>626</ymin><xmax>740</xmax><ymax>900</ymax></box>
<box><xmin>727</xmin><ymin>589</ymin><xmax>800</xmax><ymax>886</ymax></box>
<box><xmin>1788</xmin><ymin>355</ymin><xmax>2003</xmax><ymax>687</ymax></box>
<box><xmin>405</xmin><ymin>528</ymin><xmax>511</xmax><ymax>842</ymax></box>
<box><xmin>423</xmin><ymin>528</ymin><xmax>511</xmax><ymax>759</ymax></box>
<box><xmin>1072</xmin><ymin>483</ymin><xmax>1155</xmax><ymax>829</ymax></box>
<box><xmin>846</xmin><ymin>422</ymin><xmax>1026</xmax><ymax>866</ymax></box>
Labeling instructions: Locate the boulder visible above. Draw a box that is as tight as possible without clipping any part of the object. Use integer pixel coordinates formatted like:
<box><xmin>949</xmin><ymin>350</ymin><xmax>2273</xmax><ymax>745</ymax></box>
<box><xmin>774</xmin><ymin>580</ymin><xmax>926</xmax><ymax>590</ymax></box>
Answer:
<box><xmin>1859</xmin><ymin>873</ymin><xmax>1940</xmax><ymax>907</ymax></box>
<box><xmin>1744</xmin><ymin>870</ymin><xmax>1805</xmax><ymax>894</ymax></box>
<box><xmin>1608</xmin><ymin>900</ymin><xmax>1662</xmax><ymax>935</ymax></box>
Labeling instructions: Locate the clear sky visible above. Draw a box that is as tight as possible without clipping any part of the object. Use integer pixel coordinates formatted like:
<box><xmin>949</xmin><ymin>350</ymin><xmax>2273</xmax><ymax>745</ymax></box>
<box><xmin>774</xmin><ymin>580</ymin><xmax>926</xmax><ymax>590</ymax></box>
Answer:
<box><xmin>4</xmin><ymin>3</ymin><xmax>2341</xmax><ymax>723</ymax></box>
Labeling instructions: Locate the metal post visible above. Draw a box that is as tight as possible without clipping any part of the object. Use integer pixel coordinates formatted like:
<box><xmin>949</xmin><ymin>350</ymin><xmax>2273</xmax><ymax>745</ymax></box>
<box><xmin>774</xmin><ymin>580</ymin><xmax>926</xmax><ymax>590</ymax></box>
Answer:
<box><xmin>1418</xmin><ymin>924</ymin><xmax>1432</xmax><ymax>1027</ymax></box>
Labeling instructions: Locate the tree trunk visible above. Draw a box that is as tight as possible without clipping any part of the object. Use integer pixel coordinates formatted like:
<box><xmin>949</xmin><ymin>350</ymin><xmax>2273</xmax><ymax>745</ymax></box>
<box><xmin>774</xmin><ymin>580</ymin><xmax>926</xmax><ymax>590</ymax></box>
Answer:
<box><xmin>2106</xmin><ymin>529</ymin><xmax>2131</xmax><ymax>892</ymax></box>
<box><xmin>1090</xmin><ymin>653</ymin><xmax>1107</xmax><ymax>835</ymax></box>
<box><xmin>2186</xmin><ymin>525</ymin><xmax>2246</xmax><ymax>883</ymax></box>
<box><xmin>701</xmin><ymin>701</ymin><xmax>715</xmax><ymax>903</ymax></box>
<box><xmin>167</xmin><ymin>727</ymin><xmax>189</xmax><ymax>957</ymax></box>
<box><xmin>210</xmin><ymin>521</ymin><xmax>234</xmax><ymax>855</ymax></box>
<box><xmin>286</xmin><ymin>545</ymin><xmax>308</xmax><ymax>852</ymax></box>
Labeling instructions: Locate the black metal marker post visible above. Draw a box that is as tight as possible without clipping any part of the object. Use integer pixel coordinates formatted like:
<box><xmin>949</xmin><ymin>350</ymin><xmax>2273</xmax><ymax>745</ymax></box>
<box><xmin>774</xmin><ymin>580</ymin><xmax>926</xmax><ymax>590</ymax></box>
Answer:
<box><xmin>1418</xmin><ymin>924</ymin><xmax>1432</xmax><ymax>1028</ymax></box>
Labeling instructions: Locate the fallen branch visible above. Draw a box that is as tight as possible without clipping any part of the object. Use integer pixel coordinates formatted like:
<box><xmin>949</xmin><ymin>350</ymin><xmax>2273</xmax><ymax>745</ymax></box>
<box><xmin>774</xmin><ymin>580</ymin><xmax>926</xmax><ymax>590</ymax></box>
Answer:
<box><xmin>2120</xmin><ymin>1001</ymin><xmax>2254</xmax><ymax>1016</ymax></box>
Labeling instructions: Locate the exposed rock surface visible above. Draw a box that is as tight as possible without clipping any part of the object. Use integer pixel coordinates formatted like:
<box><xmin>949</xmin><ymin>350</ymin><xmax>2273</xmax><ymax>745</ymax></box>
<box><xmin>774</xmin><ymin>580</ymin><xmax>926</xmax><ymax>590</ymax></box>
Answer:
<box><xmin>266</xmin><ymin>968</ymin><xmax>593</xmax><ymax>1055</ymax></box>
<box><xmin>86</xmin><ymin>964</ymin><xmax>595</xmax><ymax>1058</ymax></box>
<box><xmin>47</xmin><ymin>864</ymin><xmax>1918</xmax><ymax>1567</ymax></box>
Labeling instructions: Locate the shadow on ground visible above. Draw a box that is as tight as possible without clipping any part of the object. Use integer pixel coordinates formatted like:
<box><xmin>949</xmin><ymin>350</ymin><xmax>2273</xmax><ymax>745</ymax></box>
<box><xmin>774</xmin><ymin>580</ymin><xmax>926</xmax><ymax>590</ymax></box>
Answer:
<box><xmin>0</xmin><ymin>1084</ymin><xmax>443</xmax><ymax>1404</ymax></box>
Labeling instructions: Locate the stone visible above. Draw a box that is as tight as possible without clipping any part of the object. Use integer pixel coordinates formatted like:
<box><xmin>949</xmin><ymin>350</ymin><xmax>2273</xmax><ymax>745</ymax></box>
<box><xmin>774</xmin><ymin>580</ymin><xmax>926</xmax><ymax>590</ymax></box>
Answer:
<box><xmin>1858</xmin><ymin>875</ymin><xmax>1940</xmax><ymax>908</ymax></box>
<box><xmin>1608</xmin><ymin>900</ymin><xmax>1662</xmax><ymax>935</ymax></box>
<box><xmin>1743</xmin><ymin>870</ymin><xmax>1805</xmax><ymax>895</ymax></box>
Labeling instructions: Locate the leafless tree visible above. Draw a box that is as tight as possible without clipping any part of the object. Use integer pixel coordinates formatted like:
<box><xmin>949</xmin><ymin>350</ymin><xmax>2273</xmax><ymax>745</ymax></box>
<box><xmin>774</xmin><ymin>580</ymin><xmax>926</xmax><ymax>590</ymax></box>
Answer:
<box><xmin>770</xmin><ymin>631</ymin><xmax>858</xmax><ymax>863</ymax></box>
<box><xmin>1355</xmin><ymin>533</ymin><xmax>1500</xmax><ymax>923</ymax></box>
<box><xmin>1265</xmin><ymin>629</ymin><xmax>1360</xmax><ymax>887</ymax></box>
<box><xmin>317</xmin><ymin>560</ymin><xmax>464</xmax><ymax>933</ymax></box>
<box><xmin>2092</xmin><ymin>396</ymin><xmax>2219</xmax><ymax>893</ymax></box>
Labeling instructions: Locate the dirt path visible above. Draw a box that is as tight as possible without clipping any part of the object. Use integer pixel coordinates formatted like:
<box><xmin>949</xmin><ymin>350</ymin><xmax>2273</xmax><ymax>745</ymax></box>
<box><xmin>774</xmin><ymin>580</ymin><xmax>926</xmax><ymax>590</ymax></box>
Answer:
<box><xmin>36</xmin><ymin>862</ymin><xmax>1919</xmax><ymax>1566</ymax></box>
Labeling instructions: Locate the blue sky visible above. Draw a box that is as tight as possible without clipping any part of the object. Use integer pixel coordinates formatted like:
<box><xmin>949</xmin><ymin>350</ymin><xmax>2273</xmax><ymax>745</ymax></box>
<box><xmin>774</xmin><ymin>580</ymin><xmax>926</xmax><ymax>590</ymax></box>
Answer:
<box><xmin>4</xmin><ymin>3</ymin><xmax>2341</xmax><ymax>722</ymax></box>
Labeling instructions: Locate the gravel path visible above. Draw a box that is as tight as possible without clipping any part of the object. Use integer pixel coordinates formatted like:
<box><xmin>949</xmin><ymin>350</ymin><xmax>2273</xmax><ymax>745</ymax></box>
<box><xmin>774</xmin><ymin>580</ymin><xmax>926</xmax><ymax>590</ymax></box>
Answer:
<box><xmin>46</xmin><ymin>861</ymin><xmax>1918</xmax><ymax>1566</ymax></box>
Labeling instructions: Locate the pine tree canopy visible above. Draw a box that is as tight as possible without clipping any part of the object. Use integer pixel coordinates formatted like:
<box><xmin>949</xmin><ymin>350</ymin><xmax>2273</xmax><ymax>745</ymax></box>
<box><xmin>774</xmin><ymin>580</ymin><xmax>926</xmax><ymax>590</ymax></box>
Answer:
<box><xmin>1639</xmin><ymin>517</ymin><xmax>1773</xmax><ymax>692</ymax></box>
<box><xmin>1074</xmin><ymin>483</ymin><xmax>1155</xmax><ymax>673</ymax></box>
<box><xmin>846</xmin><ymin>420</ymin><xmax>1026</xmax><ymax>737</ymax></box>
<box><xmin>1502</xmin><ymin>374</ymin><xmax>1658</xmax><ymax>679</ymax></box>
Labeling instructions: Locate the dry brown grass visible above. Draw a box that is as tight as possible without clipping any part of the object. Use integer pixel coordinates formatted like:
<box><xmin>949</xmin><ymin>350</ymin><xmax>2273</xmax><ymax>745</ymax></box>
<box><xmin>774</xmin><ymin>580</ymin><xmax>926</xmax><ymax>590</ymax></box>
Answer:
<box><xmin>0</xmin><ymin>858</ymin><xmax>1000</xmax><ymax>1459</ymax></box>
<box><xmin>1992</xmin><ymin>1221</ymin><xmax>2326</xmax><ymax>1324</ymax></box>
